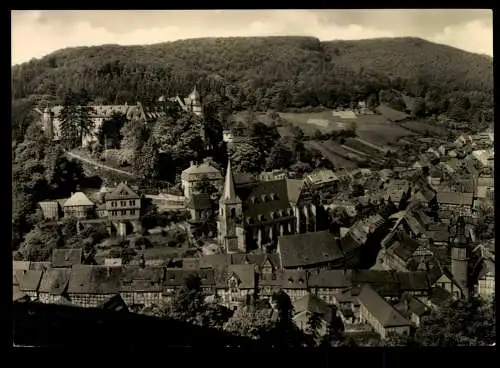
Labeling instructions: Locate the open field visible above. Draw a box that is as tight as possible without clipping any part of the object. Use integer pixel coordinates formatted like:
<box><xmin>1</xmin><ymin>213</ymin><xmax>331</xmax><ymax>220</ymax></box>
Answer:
<box><xmin>305</xmin><ymin>140</ymin><xmax>358</xmax><ymax>169</ymax></box>
<box><xmin>400</xmin><ymin>120</ymin><xmax>448</xmax><ymax>137</ymax></box>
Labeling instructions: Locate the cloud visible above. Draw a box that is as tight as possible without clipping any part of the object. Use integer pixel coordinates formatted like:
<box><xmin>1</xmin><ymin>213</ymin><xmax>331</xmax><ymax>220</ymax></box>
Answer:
<box><xmin>11</xmin><ymin>10</ymin><xmax>492</xmax><ymax>65</ymax></box>
<box><xmin>432</xmin><ymin>20</ymin><xmax>493</xmax><ymax>56</ymax></box>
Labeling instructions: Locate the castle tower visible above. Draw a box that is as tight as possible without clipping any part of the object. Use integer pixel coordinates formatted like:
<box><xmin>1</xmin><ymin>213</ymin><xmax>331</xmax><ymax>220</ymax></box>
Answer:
<box><xmin>42</xmin><ymin>107</ymin><xmax>54</xmax><ymax>140</ymax></box>
<box><xmin>451</xmin><ymin>216</ymin><xmax>470</xmax><ymax>299</ymax></box>
<box><xmin>218</xmin><ymin>160</ymin><xmax>244</xmax><ymax>253</ymax></box>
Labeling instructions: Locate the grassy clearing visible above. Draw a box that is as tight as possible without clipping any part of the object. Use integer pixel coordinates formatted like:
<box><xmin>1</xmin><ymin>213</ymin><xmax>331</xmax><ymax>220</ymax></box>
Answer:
<box><xmin>400</xmin><ymin>120</ymin><xmax>448</xmax><ymax>137</ymax></box>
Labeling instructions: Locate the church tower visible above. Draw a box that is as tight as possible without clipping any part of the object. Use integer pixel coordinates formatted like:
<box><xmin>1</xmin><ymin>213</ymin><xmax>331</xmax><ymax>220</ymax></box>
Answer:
<box><xmin>451</xmin><ymin>216</ymin><xmax>470</xmax><ymax>299</ymax></box>
<box><xmin>218</xmin><ymin>160</ymin><xmax>244</xmax><ymax>253</ymax></box>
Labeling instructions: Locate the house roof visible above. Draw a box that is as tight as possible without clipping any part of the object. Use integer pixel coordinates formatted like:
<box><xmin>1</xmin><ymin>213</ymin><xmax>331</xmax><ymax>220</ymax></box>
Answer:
<box><xmin>198</xmin><ymin>254</ymin><xmax>232</xmax><ymax>270</ymax></box>
<box><xmin>38</xmin><ymin>201</ymin><xmax>60</xmax><ymax>217</ymax></box>
<box><xmin>105</xmin><ymin>182</ymin><xmax>140</xmax><ymax>201</ymax></box>
<box><xmin>395</xmin><ymin>294</ymin><xmax>429</xmax><ymax>317</ymax></box>
<box><xmin>29</xmin><ymin>261</ymin><xmax>52</xmax><ymax>271</ymax></box>
<box><xmin>186</xmin><ymin>193</ymin><xmax>212</xmax><ymax>210</ymax></box>
<box><xmin>387</xmin><ymin>238</ymin><xmax>421</xmax><ymax>262</ymax></box>
<box><xmin>164</xmin><ymin>269</ymin><xmax>215</xmax><ymax>287</ymax></box>
<box><xmin>121</xmin><ymin>266</ymin><xmax>165</xmax><ymax>292</ymax></box>
<box><xmin>350</xmin><ymin>270</ymin><xmax>400</xmax><ymax>297</ymax></box>
<box><xmin>98</xmin><ymin>294</ymin><xmax>128</xmax><ymax>312</ymax></box>
<box><xmin>436</xmin><ymin>192</ymin><xmax>474</xmax><ymax>206</ymax></box>
<box><xmin>51</xmin><ymin>248</ymin><xmax>83</xmax><ymax>268</ymax></box>
<box><xmin>238</xmin><ymin>179</ymin><xmax>292</xmax><ymax>220</ymax></box>
<box><xmin>428</xmin><ymin>287</ymin><xmax>453</xmax><ymax>308</ymax></box>
<box><xmin>278</xmin><ymin>231</ymin><xmax>344</xmax><ymax>268</ymax></box>
<box><xmin>293</xmin><ymin>293</ymin><xmax>333</xmax><ymax>322</ymax></box>
<box><xmin>181</xmin><ymin>162</ymin><xmax>222</xmax><ymax>180</ymax></box>
<box><xmin>307</xmin><ymin>269</ymin><xmax>351</xmax><ymax>288</ymax></box>
<box><xmin>306</xmin><ymin>170</ymin><xmax>339</xmax><ymax>185</ymax></box>
<box><xmin>224</xmin><ymin>264</ymin><xmax>255</xmax><ymax>289</ymax></box>
<box><xmin>68</xmin><ymin>265</ymin><xmax>122</xmax><ymax>294</ymax></box>
<box><xmin>396</xmin><ymin>272</ymin><xmax>431</xmax><ymax>292</ymax></box>
<box><xmin>63</xmin><ymin>192</ymin><xmax>94</xmax><ymax>207</ymax></box>
<box><xmin>282</xmin><ymin>270</ymin><xmax>308</xmax><ymax>289</ymax></box>
<box><xmin>285</xmin><ymin>179</ymin><xmax>304</xmax><ymax>205</ymax></box>
<box><xmin>18</xmin><ymin>270</ymin><xmax>44</xmax><ymax>292</ymax></box>
<box><xmin>230</xmin><ymin>253</ymin><xmax>280</xmax><ymax>270</ymax></box>
<box><xmin>13</xmin><ymin>261</ymin><xmax>31</xmax><ymax>272</ymax></box>
<box><xmin>39</xmin><ymin>268</ymin><xmax>71</xmax><ymax>295</ymax></box>
<box><xmin>357</xmin><ymin>285</ymin><xmax>411</xmax><ymax>328</ymax></box>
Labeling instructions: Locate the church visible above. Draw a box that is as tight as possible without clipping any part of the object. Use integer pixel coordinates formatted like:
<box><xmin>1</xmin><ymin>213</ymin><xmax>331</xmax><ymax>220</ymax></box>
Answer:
<box><xmin>217</xmin><ymin>161</ymin><xmax>323</xmax><ymax>253</ymax></box>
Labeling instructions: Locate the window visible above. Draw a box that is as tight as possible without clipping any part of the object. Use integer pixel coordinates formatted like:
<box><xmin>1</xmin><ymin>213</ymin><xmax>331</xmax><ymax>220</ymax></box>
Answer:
<box><xmin>231</xmin><ymin>208</ymin><xmax>236</xmax><ymax>219</ymax></box>
<box><xmin>129</xmin><ymin>200</ymin><xmax>135</xmax><ymax>206</ymax></box>
<box><xmin>121</xmin><ymin>210</ymin><xmax>126</xmax><ymax>216</ymax></box>
<box><xmin>111</xmin><ymin>201</ymin><xmax>117</xmax><ymax>207</ymax></box>
<box><xmin>121</xmin><ymin>201</ymin><xmax>126</xmax><ymax>207</ymax></box>
<box><xmin>130</xmin><ymin>209</ymin><xmax>136</xmax><ymax>215</ymax></box>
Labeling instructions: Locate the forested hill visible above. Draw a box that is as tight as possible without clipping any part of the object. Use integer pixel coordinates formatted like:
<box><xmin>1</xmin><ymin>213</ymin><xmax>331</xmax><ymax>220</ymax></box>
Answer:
<box><xmin>12</xmin><ymin>36</ymin><xmax>493</xmax><ymax>112</ymax></box>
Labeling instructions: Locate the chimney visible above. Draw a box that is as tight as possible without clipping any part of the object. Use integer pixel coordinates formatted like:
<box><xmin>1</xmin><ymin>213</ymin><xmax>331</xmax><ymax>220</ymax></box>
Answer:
<box><xmin>107</xmin><ymin>266</ymin><xmax>111</xmax><ymax>278</ymax></box>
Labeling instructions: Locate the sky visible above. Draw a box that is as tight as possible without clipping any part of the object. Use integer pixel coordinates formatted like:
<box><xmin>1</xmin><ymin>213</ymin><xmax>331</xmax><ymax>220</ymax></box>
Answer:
<box><xmin>11</xmin><ymin>9</ymin><xmax>493</xmax><ymax>65</ymax></box>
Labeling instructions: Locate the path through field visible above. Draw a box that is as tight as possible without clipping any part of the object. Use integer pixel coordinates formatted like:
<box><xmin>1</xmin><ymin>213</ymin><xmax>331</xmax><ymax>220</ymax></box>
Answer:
<box><xmin>65</xmin><ymin>150</ymin><xmax>137</xmax><ymax>177</ymax></box>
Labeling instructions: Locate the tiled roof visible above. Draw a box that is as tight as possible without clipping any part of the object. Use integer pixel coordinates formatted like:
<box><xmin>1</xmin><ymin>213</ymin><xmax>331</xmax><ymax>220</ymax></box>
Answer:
<box><xmin>306</xmin><ymin>170</ymin><xmax>339</xmax><ymax>185</ymax></box>
<box><xmin>285</xmin><ymin>179</ymin><xmax>304</xmax><ymax>205</ymax></box>
<box><xmin>164</xmin><ymin>269</ymin><xmax>215</xmax><ymax>287</ymax></box>
<box><xmin>105</xmin><ymin>182</ymin><xmax>140</xmax><ymax>201</ymax></box>
<box><xmin>121</xmin><ymin>266</ymin><xmax>165</xmax><ymax>292</ymax></box>
<box><xmin>29</xmin><ymin>262</ymin><xmax>52</xmax><ymax>271</ymax></box>
<box><xmin>436</xmin><ymin>192</ymin><xmax>474</xmax><ymax>206</ymax></box>
<box><xmin>225</xmin><ymin>264</ymin><xmax>256</xmax><ymax>289</ymax></box>
<box><xmin>18</xmin><ymin>270</ymin><xmax>44</xmax><ymax>292</ymax></box>
<box><xmin>278</xmin><ymin>231</ymin><xmax>344</xmax><ymax>268</ymax></box>
<box><xmin>68</xmin><ymin>265</ymin><xmax>122</xmax><ymax>295</ymax></box>
<box><xmin>357</xmin><ymin>285</ymin><xmax>411</xmax><ymax>328</ymax></box>
<box><xmin>181</xmin><ymin>162</ymin><xmax>222</xmax><ymax>180</ymax></box>
<box><xmin>293</xmin><ymin>293</ymin><xmax>333</xmax><ymax>322</ymax></box>
<box><xmin>394</xmin><ymin>294</ymin><xmax>429</xmax><ymax>317</ymax></box>
<box><xmin>396</xmin><ymin>272</ymin><xmax>431</xmax><ymax>292</ymax></box>
<box><xmin>350</xmin><ymin>270</ymin><xmax>400</xmax><ymax>297</ymax></box>
<box><xmin>39</xmin><ymin>268</ymin><xmax>71</xmax><ymax>295</ymax></box>
<box><xmin>238</xmin><ymin>179</ymin><xmax>292</xmax><ymax>220</ymax></box>
<box><xmin>63</xmin><ymin>192</ymin><xmax>94</xmax><ymax>207</ymax></box>
<box><xmin>387</xmin><ymin>238</ymin><xmax>421</xmax><ymax>262</ymax></box>
<box><xmin>307</xmin><ymin>269</ymin><xmax>351</xmax><ymax>288</ymax></box>
<box><xmin>13</xmin><ymin>261</ymin><xmax>31</xmax><ymax>272</ymax></box>
<box><xmin>38</xmin><ymin>201</ymin><xmax>60</xmax><ymax>217</ymax></box>
<box><xmin>198</xmin><ymin>254</ymin><xmax>232</xmax><ymax>270</ymax></box>
<box><xmin>281</xmin><ymin>270</ymin><xmax>308</xmax><ymax>289</ymax></box>
<box><xmin>52</xmin><ymin>248</ymin><xmax>83</xmax><ymax>268</ymax></box>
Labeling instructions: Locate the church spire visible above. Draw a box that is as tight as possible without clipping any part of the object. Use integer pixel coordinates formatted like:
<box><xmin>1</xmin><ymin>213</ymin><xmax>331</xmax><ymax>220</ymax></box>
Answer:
<box><xmin>221</xmin><ymin>160</ymin><xmax>240</xmax><ymax>203</ymax></box>
<box><xmin>453</xmin><ymin>216</ymin><xmax>468</xmax><ymax>248</ymax></box>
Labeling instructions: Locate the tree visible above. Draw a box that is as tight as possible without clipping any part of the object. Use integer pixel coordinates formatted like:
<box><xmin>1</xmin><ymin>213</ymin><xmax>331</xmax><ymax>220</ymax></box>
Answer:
<box><xmin>98</xmin><ymin>112</ymin><xmax>126</xmax><ymax>148</ymax></box>
<box><xmin>134</xmin><ymin>136</ymin><xmax>160</xmax><ymax>181</ymax></box>
<box><xmin>59</xmin><ymin>89</ymin><xmax>96</xmax><ymax>148</ymax></box>
<box><xmin>229</xmin><ymin>141</ymin><xmax>264</xmax><ymax>173</ymax></box>
<box><xmin>43</xmin><ymin>144</ymin><xmax>85</xmax><ymax>197</ymax></box>
<box><xmin>164</xmin><ymin>274</ymin><xmax>206</xmax><ymax>326</ymax></box>
<box><xmin>194</xmin><ymin>175</ymin><xmax>219</xmax><ymax>200</ymax></box>
<box><xmin>12</xmin><ymin>98</ymin><xmax>36</xmax><ymax>143</ymax></box>
<box><xmin>265</xmin><ymin>141</ymin><xmax>294</xmax><ymax>171</ymax></box>
<box><xmin>18</xmin><ymin>224</ymin><xmax>64</xmax><ymax>262</ymax></box>
<box><xmin>306</xmin><ymin>312</ymin><xmax>323</xmax><ymax>346</ymax></box>
<box><xmin>223</xmin><ymin>305</ymin><xmax>275</xmax><ymax>340</ymax></box>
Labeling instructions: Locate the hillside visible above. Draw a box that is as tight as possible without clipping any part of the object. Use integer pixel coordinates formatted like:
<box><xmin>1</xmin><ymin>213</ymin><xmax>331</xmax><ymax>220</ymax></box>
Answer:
<box><xmin>12</xmin><ymin>36</ymin><xmax>493</xmax><ymax>115</ymax></box>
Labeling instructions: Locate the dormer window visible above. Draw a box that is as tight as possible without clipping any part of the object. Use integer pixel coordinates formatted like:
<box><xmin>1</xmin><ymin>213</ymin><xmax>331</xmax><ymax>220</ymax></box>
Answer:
<box><xmin>261</xmin><ymin>195</ymin><xmax>268</xmax><ymax>202</ymax></box>
<box><xmin>258</xmin><ymin>215</ymin><xmax>265</xmax><ymax>222</ymax></box>
<box><xmin>298</xmin><ymin>278</ymin><xmax>304</xmax><ymax>284</ymax></box>
<box><xmin>271</xmin><ymin>193</ymin><xmax>278</xmax><ymax>201</ymax></box>
<box><xmin>251</xmin><ymin>197</ymin><xmax>259</xmax><ymax>204</ymax></box>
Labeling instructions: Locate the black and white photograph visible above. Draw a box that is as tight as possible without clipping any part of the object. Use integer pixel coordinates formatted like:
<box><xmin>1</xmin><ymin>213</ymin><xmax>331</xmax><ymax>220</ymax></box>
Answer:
<box><xmin>11</xmin><ymin>9</ymin><xmax>494</xmax><ymax>348</ymax></box>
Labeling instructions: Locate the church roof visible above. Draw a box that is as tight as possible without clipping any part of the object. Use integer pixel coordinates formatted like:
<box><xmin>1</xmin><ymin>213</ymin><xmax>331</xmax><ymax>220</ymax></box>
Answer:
<box><xmin>220</xmin><ymin>161</ymin><xmax>241</xmax><ymax>204</ymax></box>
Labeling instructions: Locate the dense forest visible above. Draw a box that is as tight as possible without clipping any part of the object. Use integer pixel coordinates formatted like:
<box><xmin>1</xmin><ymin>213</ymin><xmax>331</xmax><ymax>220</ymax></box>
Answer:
<box><xmin>12</xmin><ymin>36</ymin><xmax>493</xmax><ymax>119</ymax></box>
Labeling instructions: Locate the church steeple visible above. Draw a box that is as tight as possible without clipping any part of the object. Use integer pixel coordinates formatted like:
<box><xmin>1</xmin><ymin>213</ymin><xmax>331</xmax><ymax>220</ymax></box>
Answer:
<box><xmin>453</xmin><ymin>216</ymin><xmax>469</xmax><ymax>248</ymax></box>
<box><xmin>221</xmin><ymin>160</ymin><xmax>241</xmax><ymax>204</ymax></box>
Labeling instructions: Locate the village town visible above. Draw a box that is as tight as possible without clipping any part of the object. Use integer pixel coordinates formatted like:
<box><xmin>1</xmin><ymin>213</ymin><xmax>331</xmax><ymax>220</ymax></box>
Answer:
<box><xmin>11</xmin><ymin>10</ymin><xmax>495</xmax><ymax>348</ymax></box>
<box><xmin>12</xmin><ymin>82</ymin><xmax>495</xmax><ymax>347</ymax></box>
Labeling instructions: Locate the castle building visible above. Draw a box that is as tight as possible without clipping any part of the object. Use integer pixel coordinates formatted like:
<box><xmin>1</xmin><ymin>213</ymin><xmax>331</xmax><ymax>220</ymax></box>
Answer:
<box><xmin>217</xmin><ymin>161</ymin><xmax>320</xmax><ymax>254</ymax></box>
<box><xmin>38</xmin><ymin>102</ymin><xmax>163</xmax><ymax>147</ymax></box>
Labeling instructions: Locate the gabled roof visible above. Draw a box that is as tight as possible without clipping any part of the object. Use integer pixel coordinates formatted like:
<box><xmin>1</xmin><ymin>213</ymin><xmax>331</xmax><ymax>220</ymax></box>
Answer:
<box><xmin>39</xmin><ymin>268</ymin><xmax>71</xmax><ymax>295</ymax></box>
<box><xmin>105</xmin><ymin>182</ymin><xmax>140</xmax><ymax>201</ymax></box>
<box><xmin>307</xmin><ymin>269</ymin><xmax>351</xmax><ymax>289</ymax></box>
<box><xmin>285</xmin><ymin>179</ymin><xmax>304</xmax><ymax>205</ymax></box>
<box><xmin>18</xmin><ymin>270</ymin><xmax>44</xmax><ymax>292</ymax></box>
<box><xmin>387</xmin><ymin>238</ymin><xmax>421</xmax><ymax>262</ymax></box>
<box><xmin>278</xmin><ymin>231</ymin><xmax>344</xmax><ymax>268</ymax></box>
<box><xmin>181</xmin><ymin>162</ymin><xmax>222</xmax><ymax>180</ymax></box>
<box><xmin>63</xmin><ymin>192</ymin><xmax>94</xmax><ymax>207</ymax></box>
<box><xmin>68</xmin><ymin>265</ymin><xmax>122</xmax><ymax>295</ymax></box>
<box><xmin>226</xmin><ymin>264</ymin><xmax>255</xmax><ymax>289</ymax></box>
<box><xmin>293</xmin><ymin>293</ymin><xmax>333</xmax><ymax>322</ymax></box>
<box><xmin>306</xmin><ymin>170</ymin><xmax>339</xmax><ymax>185</ymax></box>
<box><xmin>357</xmin><ymin>285</ymin><xmax>411</xmax><ymax>328</ymax></box>
<box><xmin>198</xmin><ymin>254</ymin><xmax>232</xmax><ymax>270</ymax></box>
<box><xmin>51</xmin><ymin>248</ymin><xmax>83</xmax><ymax>268</ymax></box>
<box><xmin>238</xmin><ymin>179</ymin><xmax>292</xmax><ymax>220</ymax></box>
<box><xmin>396</xmin><ymin>272</ymin><xmax>431</xmax><ymax>292</ymax></box>
<box><xmin>394</xmin><ymin>294</ymin><xmax>430</xmax><ymax>318</ymax></box>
